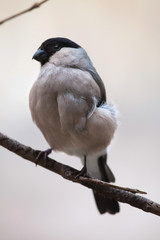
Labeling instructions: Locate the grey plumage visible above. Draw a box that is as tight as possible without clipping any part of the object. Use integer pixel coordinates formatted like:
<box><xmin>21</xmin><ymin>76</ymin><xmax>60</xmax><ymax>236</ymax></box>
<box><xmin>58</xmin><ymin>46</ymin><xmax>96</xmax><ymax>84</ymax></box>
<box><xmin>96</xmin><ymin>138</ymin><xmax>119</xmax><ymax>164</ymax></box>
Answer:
<box><xmin>30</xmin><ymin>38</ymin><xmax>119</xmax><ymax>214</ymax></box>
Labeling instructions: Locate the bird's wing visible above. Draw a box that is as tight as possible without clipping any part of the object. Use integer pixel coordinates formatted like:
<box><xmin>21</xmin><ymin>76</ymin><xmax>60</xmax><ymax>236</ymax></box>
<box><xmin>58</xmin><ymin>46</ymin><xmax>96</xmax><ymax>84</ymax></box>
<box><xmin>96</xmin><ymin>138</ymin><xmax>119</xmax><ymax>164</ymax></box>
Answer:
<box><xmin>57</xmin><ymin>92</ymin><xmax>96</xmax><ymax>133</ymax></box>
<box><xmin>87</xmin><ymin>68</ymin><xmax>107</xmax><ymax>106</ymax></box>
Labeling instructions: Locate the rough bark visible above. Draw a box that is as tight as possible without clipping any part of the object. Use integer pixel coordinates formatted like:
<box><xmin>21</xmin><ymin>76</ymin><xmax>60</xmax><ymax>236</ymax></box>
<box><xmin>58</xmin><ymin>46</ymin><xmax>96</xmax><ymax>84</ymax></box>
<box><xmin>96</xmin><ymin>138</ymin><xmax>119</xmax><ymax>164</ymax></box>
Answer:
<box><xmin>0</xmin><ymin>132</ymin><xmax>160</xmax><ymax>216</ymax></box>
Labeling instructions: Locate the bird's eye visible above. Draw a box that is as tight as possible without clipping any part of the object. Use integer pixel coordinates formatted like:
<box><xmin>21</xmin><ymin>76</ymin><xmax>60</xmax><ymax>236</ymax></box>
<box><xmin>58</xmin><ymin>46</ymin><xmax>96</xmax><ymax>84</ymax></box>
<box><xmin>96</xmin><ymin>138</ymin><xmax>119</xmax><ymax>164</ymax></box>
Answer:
<box><xmin>46</xmin><ymin>44</ymin><xmax>61</xmax><ymax>54</ymax></box>
<box><xmin>53</xmin><ymin>44</ymin><xmax>60</xmax><ymax>50</ymax></box>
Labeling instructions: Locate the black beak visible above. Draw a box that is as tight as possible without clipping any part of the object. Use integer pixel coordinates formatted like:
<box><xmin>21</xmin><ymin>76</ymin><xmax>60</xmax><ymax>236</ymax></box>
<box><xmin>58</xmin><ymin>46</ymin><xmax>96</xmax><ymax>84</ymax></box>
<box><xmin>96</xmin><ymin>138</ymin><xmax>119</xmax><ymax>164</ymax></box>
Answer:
<box><xmin>32</xmin><ymin>49</ymin><xmax>49</xmax><ymax>65</ymax></box>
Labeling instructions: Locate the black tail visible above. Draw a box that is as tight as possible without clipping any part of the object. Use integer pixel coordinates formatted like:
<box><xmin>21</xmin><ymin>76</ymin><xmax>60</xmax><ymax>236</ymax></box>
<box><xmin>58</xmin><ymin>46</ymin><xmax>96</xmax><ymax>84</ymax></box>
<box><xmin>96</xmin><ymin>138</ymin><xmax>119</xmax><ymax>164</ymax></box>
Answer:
<box><xmin>87</xmin><ymin>154</ymin><xmax>120</xmax><ymax>214</ymax></box>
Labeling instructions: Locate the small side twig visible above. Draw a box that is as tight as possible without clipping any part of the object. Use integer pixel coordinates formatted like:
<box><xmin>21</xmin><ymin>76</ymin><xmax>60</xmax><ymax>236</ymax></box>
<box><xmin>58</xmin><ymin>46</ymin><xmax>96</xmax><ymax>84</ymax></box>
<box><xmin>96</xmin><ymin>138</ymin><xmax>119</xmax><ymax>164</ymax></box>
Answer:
<box><xmin>0</xmin><ymin>132</ymin><xmax>160</xmax><ymax>216</ymax></box>
<box><xmin>79</xmin><ymin>177</ymin><xmax>147</xmax><ymax>195</ymax></box>
<box><xmin>0</xmin><ymin>0</ymin><xmax>49</xmax><ymax>25</ymax></box>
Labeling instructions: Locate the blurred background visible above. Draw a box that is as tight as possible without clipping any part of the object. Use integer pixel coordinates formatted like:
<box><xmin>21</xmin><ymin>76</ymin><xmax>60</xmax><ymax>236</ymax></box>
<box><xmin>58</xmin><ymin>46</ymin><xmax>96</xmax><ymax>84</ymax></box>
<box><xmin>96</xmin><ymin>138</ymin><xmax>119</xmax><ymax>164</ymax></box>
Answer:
<box><xmin>0</xmin><ymin>0</ymin><xmax>160</xmax><ymax>239</ymax></box>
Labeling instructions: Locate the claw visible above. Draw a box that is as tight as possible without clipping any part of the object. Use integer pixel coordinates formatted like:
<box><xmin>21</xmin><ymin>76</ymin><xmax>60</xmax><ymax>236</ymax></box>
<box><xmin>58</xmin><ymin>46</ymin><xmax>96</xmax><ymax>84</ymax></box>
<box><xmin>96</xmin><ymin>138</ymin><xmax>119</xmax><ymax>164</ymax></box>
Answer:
<box><xmin>35</xmin><ymin>148</ymin><xmax>52</xmax><ymax>165</ymax></box>
<box><xmin>74</xmin><ymin>155</ymin><xmax>88</xmax><ymax>179</ymax></box>
<box><xmin>74</xmin><ymin>166</ymin><xmax>88</xmax><ymax>179</ymax></box>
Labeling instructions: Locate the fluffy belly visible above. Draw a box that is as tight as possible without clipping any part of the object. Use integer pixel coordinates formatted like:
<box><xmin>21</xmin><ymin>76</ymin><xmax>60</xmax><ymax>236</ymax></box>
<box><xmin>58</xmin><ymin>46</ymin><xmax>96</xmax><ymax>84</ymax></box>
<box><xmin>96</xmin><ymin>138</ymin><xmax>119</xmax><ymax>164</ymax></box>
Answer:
<box><xmin>33</xmin><ymin>105</ymin><xmax>117</xmax><ymax>157</ymax></box>
<box><xmin>29</xmin><ymin>80</ymin><xmax>117</xmax><ymax>157</ymax></box>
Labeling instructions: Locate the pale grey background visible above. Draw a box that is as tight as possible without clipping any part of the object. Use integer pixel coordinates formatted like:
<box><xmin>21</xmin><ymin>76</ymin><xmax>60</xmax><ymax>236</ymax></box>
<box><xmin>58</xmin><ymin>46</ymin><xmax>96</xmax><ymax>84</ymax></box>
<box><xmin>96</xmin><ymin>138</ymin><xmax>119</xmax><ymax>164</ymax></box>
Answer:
<box><xmin>0</xmin><ymin>0</ymin><xmax>160</xmax><ymax>239</ymax></box>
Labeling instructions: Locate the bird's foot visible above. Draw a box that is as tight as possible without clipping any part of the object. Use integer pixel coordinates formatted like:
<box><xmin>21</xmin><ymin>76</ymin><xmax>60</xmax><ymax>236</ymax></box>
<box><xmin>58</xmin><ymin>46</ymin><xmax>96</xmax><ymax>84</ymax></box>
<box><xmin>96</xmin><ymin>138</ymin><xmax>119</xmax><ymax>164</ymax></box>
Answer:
<box><xmin>74</xmin><ymin>165</ymin><xmax>89</xmax><ymax>179</ymax></box>
<box><xmin>35</xmin><ymin>148</ymin><xmax>52</xmax><ymax>165</ymax></box>
<box><xmin>73</xmin><ymin>155</ymin><xmax>89</xmax><ymax>179</ymax></box>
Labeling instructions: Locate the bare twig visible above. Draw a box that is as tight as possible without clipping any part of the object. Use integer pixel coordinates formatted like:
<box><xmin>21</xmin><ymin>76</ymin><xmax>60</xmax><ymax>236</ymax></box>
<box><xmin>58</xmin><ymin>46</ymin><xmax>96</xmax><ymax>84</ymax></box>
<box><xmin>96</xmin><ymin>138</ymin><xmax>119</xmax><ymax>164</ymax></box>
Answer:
<box><xmin>0</xmin><ymin>0</ymin><xmax>49</xmax><ymax>25</ymax></box>
<box><xmin>0</xmin><ymin>132</ymin><xmax>160</xmax><ymax>216</ymax></box>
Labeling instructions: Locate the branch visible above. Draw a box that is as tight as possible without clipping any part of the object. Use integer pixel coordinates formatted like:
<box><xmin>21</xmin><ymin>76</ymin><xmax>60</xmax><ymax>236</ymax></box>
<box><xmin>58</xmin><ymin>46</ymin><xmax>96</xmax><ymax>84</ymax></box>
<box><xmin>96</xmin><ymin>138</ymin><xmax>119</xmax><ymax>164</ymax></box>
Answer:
<box><xmin>0</xmin><ymin>0</ymin><xmax>49</xmax><ymax>25</ymax></box>
<box><xmin>0</xmin><ymin>132</ymin><xmax>160</xmax><ymax>216</ymax></box>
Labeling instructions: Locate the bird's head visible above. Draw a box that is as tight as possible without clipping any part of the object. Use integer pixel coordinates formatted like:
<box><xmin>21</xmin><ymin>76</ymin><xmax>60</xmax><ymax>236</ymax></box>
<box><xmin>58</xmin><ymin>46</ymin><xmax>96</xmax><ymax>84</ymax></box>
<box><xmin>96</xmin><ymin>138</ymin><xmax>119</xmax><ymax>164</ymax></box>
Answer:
<box><xmin>32</xmin><ymin>37</ymin><xmax>82</xmax><ymax>66</ymax></box>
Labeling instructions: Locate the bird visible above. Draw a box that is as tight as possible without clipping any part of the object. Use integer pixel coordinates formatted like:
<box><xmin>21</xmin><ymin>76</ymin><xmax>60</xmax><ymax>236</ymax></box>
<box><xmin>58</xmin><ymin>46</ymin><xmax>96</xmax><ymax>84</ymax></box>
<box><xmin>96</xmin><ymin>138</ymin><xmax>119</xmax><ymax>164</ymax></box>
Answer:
<box><xmin>29</xmin><ymin>37</ymin><xmax>120</xmax><ymax>214</ymax></box>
